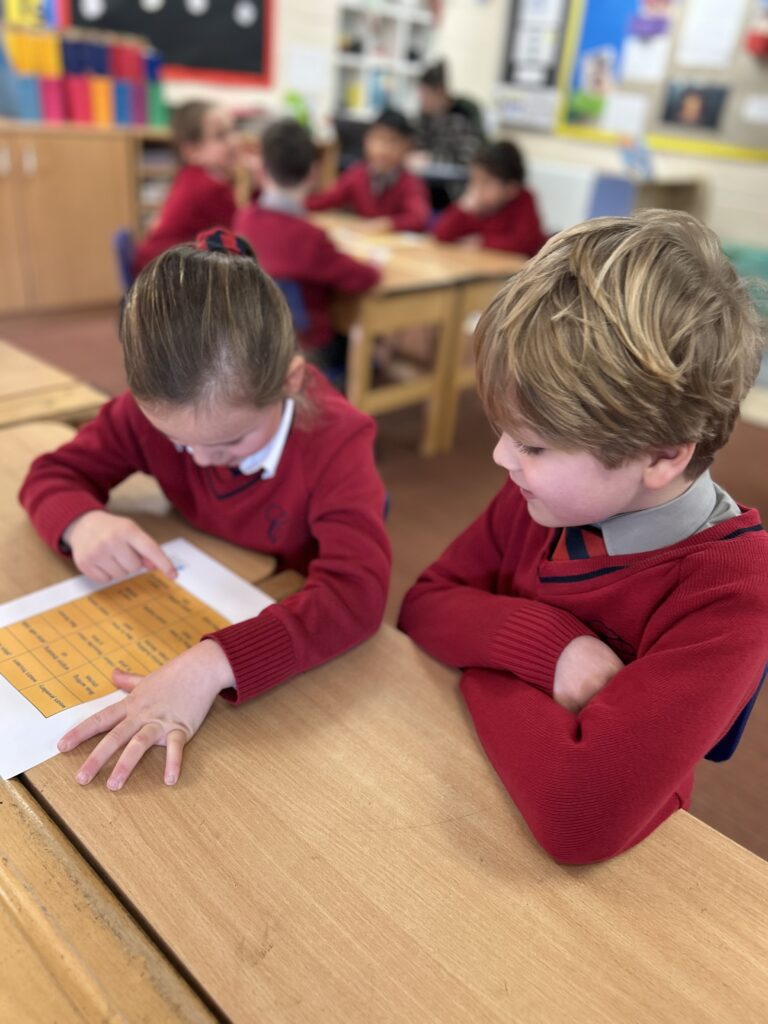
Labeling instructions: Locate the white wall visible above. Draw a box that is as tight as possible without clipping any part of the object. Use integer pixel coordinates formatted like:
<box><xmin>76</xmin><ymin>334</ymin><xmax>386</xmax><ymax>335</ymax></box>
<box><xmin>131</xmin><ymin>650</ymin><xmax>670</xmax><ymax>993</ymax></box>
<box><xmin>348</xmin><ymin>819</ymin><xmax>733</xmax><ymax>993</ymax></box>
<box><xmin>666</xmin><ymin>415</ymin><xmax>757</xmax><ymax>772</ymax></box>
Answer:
<box><xmin>162</xmin><ymin>0</ymin><xmax>768</xmax><ymax>245</ymax></box>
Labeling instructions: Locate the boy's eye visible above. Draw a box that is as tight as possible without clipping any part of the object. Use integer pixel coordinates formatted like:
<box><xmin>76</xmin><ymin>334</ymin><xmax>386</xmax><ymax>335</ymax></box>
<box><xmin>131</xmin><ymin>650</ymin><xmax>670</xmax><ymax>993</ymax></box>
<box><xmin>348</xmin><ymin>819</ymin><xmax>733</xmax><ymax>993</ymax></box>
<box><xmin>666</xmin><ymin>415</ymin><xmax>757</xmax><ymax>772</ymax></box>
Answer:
<box><xmin>516</xmin><ymin>442</ymin><xmax>544</xmax><ymax>456</ymax></box>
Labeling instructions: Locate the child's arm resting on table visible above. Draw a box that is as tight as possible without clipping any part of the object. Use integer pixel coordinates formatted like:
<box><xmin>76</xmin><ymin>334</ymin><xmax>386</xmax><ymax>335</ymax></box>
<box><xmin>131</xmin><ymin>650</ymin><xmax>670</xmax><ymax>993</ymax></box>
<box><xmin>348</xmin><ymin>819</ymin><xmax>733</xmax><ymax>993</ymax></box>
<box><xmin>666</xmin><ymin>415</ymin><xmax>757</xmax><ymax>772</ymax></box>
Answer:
<box><xmin>462</xmin><ymin>560</ymin><xmax>768</xmax><ymax>864</ymax></box>
<box><xmin>398</xmin><ymin>485</ymin><xmax>597</xmax><ymax>691</ymax></box>
<box><xmin>210</xmin><ymin>417</ymin><xmax>391</xmax><ymax>704</ymax></box>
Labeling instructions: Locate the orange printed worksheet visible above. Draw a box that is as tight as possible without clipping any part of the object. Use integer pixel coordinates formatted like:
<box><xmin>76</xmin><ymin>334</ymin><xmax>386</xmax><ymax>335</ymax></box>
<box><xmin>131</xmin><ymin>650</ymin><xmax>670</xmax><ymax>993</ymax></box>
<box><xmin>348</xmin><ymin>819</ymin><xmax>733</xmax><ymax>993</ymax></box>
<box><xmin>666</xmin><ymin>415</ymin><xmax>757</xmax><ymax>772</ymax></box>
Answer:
<box><xmin>0</xmin><ymin>539</ymin><xmax>272</xmax><ymax>779</ymax></box>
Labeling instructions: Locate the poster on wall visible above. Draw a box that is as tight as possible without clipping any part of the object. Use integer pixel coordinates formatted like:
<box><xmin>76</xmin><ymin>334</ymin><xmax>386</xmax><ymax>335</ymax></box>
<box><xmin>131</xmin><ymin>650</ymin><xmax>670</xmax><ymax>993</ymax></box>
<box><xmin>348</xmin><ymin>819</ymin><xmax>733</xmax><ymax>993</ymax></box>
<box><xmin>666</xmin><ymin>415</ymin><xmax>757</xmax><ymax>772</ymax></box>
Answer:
<box><xmin>498</xmin><ymin>0</ymin><xmax>568</xmax><ymax>129</ymax></box>
<box><xmin>68</xmin><ymin>0</ymin><xmax>271</xmax><ymax>84</ymax></box>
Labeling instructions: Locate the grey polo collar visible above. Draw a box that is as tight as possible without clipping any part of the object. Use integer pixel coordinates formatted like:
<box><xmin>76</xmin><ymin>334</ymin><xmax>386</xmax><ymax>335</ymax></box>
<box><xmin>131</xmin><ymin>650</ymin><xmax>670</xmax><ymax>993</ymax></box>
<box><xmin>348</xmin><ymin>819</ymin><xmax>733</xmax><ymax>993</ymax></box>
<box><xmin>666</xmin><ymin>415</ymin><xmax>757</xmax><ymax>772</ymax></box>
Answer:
<box><xmin>597</xmin><ymin>471</ymin><xmax>740</xmax><ymax>555</ymax></box>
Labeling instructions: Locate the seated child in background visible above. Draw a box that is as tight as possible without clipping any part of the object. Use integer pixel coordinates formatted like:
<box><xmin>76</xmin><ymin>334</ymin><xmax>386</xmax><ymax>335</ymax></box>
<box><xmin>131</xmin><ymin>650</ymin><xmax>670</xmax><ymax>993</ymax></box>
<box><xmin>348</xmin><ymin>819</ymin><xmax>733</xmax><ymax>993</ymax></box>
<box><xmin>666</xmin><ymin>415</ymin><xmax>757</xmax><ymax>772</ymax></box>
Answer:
<box><xmin>21</xmin><ymin>230</ymin><xmax>391</xmax><ymax>791</ymax></box>
<box><xmin>399</xmin><ymin>210</ymin><xmax>768</xmax><ymax>865</ymax></box>
<box><xmin>235</xmin><ymin>119</ymin><xmax>380</xmax><ymax>364</ymax></box>
<box><xmin>307</xmin><ymin>109</ymin><xmax>430</xmax><ymax>233</ymax></box>
<box><xmin>433</xmin><ymin>140</ymin><xmax>545</xmax><ymax>255</ymax></box>
<box><xmin>133</xmin><ymin>102</ymin><xmax>239</xmax><ymax>274</ymax></box>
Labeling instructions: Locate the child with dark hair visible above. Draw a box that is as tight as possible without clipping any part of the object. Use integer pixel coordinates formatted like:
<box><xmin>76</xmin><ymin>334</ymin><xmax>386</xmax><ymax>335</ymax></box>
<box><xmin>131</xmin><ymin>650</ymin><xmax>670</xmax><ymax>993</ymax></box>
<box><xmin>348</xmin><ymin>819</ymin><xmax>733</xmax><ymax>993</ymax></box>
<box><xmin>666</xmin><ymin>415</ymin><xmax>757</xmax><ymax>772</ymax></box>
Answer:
<box><xmin>235</xmin><ymin>118</ymin><xmax>380</xmax><ymax>361</ymax></box>
<box><xmin>133</xmin><ymin>101</ymin><xmax>240</xmax><ymax>274</ymax></box>
<box><xmin>433</xmin><ymin>140</ymin><xmax>546</xmax><ymax>256</ymax></box>
<box><xmin>308</xmin><ymin>108</ymin><xmax>430</xmax><ymax>232</ymax></box>
<box><xmin>21</xmin><ymin>231</ymin><xmax>391</xmax><ymax>791</ymax></box>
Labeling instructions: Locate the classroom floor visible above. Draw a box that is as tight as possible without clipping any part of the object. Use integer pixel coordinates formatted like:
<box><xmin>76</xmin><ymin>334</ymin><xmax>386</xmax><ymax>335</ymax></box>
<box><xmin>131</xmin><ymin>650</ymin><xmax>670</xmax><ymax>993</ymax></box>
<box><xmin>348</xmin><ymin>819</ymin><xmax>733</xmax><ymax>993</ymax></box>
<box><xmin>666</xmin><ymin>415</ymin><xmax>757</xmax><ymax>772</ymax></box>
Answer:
<box><xmin>2</xmin><ymin>306</ymin><xmax>767</xmax><ymax>862</ymax></box>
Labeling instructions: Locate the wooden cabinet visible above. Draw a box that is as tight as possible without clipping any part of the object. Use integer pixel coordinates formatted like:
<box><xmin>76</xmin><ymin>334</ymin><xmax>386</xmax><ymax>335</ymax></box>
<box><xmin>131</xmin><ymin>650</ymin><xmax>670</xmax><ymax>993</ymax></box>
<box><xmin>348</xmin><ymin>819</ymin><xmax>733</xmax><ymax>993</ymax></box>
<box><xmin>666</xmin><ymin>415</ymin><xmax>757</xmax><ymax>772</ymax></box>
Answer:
<box><xmin>0</xmin><ymin>142</ymin><xmax>26</xmax><ymax>312</ymax></box>
<box><xmin>0</xmin><ymin>125</ymin><xmax>137</xmax><ymax>314</ymax></box>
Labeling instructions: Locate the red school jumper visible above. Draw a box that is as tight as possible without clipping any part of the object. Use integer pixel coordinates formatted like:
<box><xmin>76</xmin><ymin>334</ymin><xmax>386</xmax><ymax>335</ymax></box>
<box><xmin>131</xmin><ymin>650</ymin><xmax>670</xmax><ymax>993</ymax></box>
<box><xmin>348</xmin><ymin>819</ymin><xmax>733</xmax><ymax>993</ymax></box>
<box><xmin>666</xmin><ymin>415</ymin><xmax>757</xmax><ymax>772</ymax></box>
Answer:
<box><xmin>133</xmin><ymin>165</ymin><xmax>237</xmax><ymax>274</ymax></box>
<box><xmin>307</xmin><ymin>162</ymin><xmax>431</xmax><ymax>232</ymax></box>
<box><xmin>398</xmin><ymin>481</ymin><xmax>768</xmax><ymax>864</ymax></box>
<box><xmin>234</xmin><ymin>204</ymin><xmax>380</xmax><ymax>350</ymax></box>
<box><xmin>433</xmin><ymin>189</ymin><xmax>546</xmax><ymax>256</ymax></box>
<box><xmin>20</xmin><ymin>368</ymin><xmax>391</xmax><ymax>703</ymax></box>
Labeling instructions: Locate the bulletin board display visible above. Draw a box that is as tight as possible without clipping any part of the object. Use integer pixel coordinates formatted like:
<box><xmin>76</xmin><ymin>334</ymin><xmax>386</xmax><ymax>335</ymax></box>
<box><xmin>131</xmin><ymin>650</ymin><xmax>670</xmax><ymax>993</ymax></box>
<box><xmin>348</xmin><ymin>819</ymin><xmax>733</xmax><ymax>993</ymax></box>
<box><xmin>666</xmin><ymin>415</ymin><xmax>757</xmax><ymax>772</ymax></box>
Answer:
<box><xmin>556</xmin><ymin>0</ymin><xmax>768</xmax><ymax>161</ymax></box>
<box><xmin>61</xmin><ymin>0</ymin><xmax>272</xmax><ymax>85</ymax></box>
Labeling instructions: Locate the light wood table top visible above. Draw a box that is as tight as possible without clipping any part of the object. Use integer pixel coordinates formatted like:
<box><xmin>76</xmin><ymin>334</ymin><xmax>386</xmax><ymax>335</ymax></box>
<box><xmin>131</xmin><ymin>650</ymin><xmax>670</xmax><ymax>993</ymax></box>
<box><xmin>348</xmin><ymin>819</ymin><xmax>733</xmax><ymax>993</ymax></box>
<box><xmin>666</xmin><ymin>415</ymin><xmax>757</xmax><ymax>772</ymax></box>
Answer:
<box><xmin>5</xmin><ymin>561</ymin><xmax>766</xmax><ymax>1017</ymax></box>
<box><xmin>0</xmin><ymin>420</ymin><xmax>276</xmax><ymax>595</ymax></box>
<box><xmin>19</xmin><ymin>626</ymin><xmax>768</xmax><ymax>1023</ymax></box>
<box><xmin>0</xmin><ymin>338</ymin><xmax>108</xmax><ymax>429</ymax></box>
<box><xmin>311</xmin><ymin>212</ymin><xmax>526</xmax><ymax>293</ymax></box>
<box><xmin>0</xmin><ymin>778</ymin><xmax>215</xmax><ymax>1024</ymax></box>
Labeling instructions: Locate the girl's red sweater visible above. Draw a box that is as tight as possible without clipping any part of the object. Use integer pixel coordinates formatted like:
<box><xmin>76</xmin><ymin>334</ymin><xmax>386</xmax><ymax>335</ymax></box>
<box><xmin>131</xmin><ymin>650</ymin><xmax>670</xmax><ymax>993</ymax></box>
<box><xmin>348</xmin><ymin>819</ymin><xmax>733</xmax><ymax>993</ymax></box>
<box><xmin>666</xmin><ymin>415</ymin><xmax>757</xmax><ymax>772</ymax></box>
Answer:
<box><xmin>20</xmin><ymin>369</ymin><xmax>391</xmax><ymax>705</ymax></box>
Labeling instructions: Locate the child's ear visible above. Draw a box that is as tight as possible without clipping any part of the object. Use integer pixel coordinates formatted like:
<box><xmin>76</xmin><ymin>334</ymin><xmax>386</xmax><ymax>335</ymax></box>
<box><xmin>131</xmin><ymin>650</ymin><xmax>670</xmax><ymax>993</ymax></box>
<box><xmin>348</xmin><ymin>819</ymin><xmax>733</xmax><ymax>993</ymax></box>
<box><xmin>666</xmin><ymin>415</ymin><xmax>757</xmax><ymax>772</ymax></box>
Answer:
<box><xmin>284</xmin><ymin>355</ymin><xmax>306</xmax><ymax>395</ymax></box>
<box><xmin>644</xmin><ymin>442</ymin><xmax>696</xmax><ymax>489</ymax></box>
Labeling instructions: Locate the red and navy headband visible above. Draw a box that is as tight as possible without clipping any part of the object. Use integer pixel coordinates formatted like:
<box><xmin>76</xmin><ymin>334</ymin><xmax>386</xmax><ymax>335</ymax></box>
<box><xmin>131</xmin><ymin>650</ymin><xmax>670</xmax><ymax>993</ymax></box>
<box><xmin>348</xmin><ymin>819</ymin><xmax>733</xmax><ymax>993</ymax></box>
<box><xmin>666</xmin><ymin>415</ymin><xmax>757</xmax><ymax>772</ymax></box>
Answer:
<box><xmin>195</xmin><ymin>227</ymin><xmax>256</xmax><ymax>260</ymax></box>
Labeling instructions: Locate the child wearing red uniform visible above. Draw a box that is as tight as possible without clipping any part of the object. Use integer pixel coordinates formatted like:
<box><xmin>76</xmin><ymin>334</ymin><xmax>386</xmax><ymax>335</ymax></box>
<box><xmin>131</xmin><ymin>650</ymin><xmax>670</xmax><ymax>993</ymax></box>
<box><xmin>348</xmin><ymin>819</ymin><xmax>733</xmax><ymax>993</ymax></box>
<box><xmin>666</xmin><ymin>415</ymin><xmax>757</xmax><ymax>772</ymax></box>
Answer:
<box><xmin>235</xmin><ymin>119</ymin><xmax>379</xmax><ymax>361</ymax></box>
<box><xmin>307</xmin><ymin>109</ymin><xmax>430</xmax><ymax>233</ymax></box>
<box><xmin>433</xmin><ymin>140</ymin><xmax>545</xmax><ymax>255</ymax></box>
<box><xmin>133</xmin><ymin>102</ymin><xmax>240</xmax><ymax>274</ymax></box>
<box><xmin>21</xmin><ymin>230</ymin><xmax>391</xmax><ymax>791</ymax></box>
<box><xmin>400</xmin><ymin>210</ymin><xmax>768</xmax><ymax>864</ymax></box>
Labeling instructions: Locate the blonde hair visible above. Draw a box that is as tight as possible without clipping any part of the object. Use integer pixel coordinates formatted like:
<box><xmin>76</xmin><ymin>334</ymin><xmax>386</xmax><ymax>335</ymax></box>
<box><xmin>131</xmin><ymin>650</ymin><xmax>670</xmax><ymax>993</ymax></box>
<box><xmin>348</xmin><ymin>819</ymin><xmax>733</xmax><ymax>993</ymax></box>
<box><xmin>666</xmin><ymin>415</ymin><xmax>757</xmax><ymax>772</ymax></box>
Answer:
<box><xmin>475</xmin><ymin>209</ymin><xmax>764</xmax><ymax>477</ymax></box>
<box><xmin>121</xmin><ymin>244</ymin><xmax>296</xmax><ymax>411</ymax></box>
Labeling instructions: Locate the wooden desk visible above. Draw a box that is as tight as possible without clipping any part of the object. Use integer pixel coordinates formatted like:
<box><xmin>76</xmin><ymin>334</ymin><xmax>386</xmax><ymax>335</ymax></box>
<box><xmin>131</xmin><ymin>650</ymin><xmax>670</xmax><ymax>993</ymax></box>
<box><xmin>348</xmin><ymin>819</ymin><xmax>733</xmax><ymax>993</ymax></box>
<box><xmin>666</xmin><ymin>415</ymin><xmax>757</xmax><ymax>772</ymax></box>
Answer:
<box><xmin>0</xmin><ymin>338</ymin><xmax>107</xmax><ymax>429</ymax></box>
<box><xmin>5</xmin><ymin>425</ymin><xmax>768</xmax><ymax>1021</ymax></box>
<box><xmin>311</xmin><ymin>214</ymin><xmax>524</xmax><ymax>455</ymax></box>
<box><xmin>18</xmin><ymin>625</ymin><xmax>768</xmax><ymax>1022</ymax></box>
<box><xmin>0</xmin><ymin>421</ymin><xmax>276</xmax><ymax>595</ymax></box>
<box><xmin>0</xmin><ymin>778</ymin><xmax>214</xmax><ymax>1023</ymax></box>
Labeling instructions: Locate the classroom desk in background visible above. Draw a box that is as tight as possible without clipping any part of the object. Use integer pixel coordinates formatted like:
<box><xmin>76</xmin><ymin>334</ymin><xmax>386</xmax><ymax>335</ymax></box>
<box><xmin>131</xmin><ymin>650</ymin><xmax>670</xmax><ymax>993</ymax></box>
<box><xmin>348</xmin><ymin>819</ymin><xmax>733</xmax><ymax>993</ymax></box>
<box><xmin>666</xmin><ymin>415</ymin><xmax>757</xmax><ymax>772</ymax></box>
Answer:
<box><xmin>3</xmin><ymin>431</ymin><xmax>768</xmax><ymax>1020</ymax></box>
<box><xmin>0</xmin><ymin>338</ymin><xmax>107</xmax><ymax>430</ymax></box>
<box><xmin>310</xmin><ymin>213</ymin><xmax>525</xmax><ymax>456</ymax></box>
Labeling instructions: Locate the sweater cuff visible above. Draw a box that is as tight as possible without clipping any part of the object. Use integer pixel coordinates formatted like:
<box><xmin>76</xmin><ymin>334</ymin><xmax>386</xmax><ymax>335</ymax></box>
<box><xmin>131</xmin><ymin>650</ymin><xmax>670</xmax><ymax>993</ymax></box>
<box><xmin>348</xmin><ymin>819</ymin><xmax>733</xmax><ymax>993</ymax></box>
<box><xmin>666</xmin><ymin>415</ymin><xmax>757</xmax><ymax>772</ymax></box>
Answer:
<box><xmin>490</xmin><ymin>602</ymin><xmax>596</xmax><ymax>693</ymax></box>
<box><xmin>205</xmin><ymin>609</ymin><xmax>297</xmax><ymax>705</ymax></box>
<box><xmin>37</xmin><ymin>495</ymin><xmax>105</xmax><ymax>554</ymax></box>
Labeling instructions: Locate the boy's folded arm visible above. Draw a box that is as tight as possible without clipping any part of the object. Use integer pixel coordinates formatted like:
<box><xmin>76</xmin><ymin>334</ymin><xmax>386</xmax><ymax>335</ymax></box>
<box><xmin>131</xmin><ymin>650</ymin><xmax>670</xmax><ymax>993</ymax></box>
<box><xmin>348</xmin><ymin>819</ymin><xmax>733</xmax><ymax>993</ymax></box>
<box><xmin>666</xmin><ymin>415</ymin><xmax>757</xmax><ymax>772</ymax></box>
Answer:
<box><xmin>432</xmin><ymin>204</ymin><xmax>475</xmax><ymax>241</ymax></box>
<box><xmin>19</xmin><ymin>395</ymin><xmax>151</xmax><ymax>553</ymax></box>
<box><xmin>462</xmin><ymin>582</ymin><xmax>768</xmax><ymax>865</ymax></box>
<box><xmin>399</xmin><ymin>576</ymin><xmax>595</xmax><ymax>690</ymax></box>
<box><xmin>309</xmin><ymin>232</ymin><xmax>381</xmax><ymax>293</ymax></box>
<box><xmin>208</xmin><ymin>421</ymin><xmax>391</xmax><ymax>704</ymax></box>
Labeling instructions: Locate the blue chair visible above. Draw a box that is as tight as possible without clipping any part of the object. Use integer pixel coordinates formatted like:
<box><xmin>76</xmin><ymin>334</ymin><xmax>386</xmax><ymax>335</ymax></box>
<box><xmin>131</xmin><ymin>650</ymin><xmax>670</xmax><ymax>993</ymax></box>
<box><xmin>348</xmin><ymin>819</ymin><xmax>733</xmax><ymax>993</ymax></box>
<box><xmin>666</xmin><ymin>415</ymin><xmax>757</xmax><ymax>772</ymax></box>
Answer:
<box><xmin>705</xmin><ymin>666</ymin><xmax>766</xmax><ymax>762</ymax></box>
<box><xmin>588</xmin><ymin>175</ymin><xmax>635</xmax><ymax>220</ymax></box>
<box><xmin>113</xmin><ymin>228</ymin><xmax>136</xmax><ymax>291</ymax></box>
<box><xmin>273</xmin><ymin>277</ymin><xmax>310</xmax><ymax>334</ymax></box>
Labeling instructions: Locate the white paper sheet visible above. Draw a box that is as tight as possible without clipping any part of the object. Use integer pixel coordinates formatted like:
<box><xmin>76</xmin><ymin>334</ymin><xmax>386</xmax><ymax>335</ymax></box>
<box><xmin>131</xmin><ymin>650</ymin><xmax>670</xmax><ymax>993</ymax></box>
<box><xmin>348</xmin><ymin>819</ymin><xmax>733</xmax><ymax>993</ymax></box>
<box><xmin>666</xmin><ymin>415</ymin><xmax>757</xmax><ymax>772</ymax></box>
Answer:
<box><xmin>676</xmin><ymin>0</ymin><xmax>748</xmax><ymax>69</ymax></box>
<box><xmin>599</xmin><ymin>92</ymin><xmax>650</xmax><ymax>136</ymax></box>
<box><xmin>621</xmin><ymin>33</ymin><xmax>672</xmax><ymax>84</ymax></box>
<box><xmin>0</xmin><ymin>539</ymin><xmax>273</xmax><ymax>779</ymax></box>
<box><xmin>740</xmin><ymin>94</ymin><xmax>768</xmax><ymax>125</ymax></box>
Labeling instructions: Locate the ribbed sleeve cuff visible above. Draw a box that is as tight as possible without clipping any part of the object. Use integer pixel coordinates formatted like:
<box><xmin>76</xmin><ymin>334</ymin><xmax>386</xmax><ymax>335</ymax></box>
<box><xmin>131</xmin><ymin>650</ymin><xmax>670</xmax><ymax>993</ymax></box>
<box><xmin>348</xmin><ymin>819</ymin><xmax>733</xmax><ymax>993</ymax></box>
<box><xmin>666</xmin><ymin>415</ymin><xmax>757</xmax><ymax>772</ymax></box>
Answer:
<box><xmin>490</xmin><ymin>602</ymin><xmax>596</xmax><ymax>692</ymax></box>
<box><xmin>37</xmin><ymin>495</ymin><xmax>105</xmax><ymax>553</ymax></box>
<box><xmin>206</xmin><ymin>610</ymin><xmax>297</xmax><ymax>705</ymax></box>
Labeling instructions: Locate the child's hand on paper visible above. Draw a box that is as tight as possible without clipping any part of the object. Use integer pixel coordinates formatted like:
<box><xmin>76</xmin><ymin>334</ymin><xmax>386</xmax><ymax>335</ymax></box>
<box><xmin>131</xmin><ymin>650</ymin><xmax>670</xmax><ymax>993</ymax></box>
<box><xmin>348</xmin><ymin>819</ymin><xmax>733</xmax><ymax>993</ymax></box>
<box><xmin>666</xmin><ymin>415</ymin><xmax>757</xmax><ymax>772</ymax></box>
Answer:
<box><xmin>57</xmin><ymin>639</ymin><xmax>234</xmax><ymax>790</ymax></box>
<box><xmin>553</xmin><ymin>635</ymin><xmax>623</xmax><ymax>714</ymax></box>
<box><xmin>63</xmin><ymin>510</ymin><xmax>177</xmax><ymax>583</ymax></box>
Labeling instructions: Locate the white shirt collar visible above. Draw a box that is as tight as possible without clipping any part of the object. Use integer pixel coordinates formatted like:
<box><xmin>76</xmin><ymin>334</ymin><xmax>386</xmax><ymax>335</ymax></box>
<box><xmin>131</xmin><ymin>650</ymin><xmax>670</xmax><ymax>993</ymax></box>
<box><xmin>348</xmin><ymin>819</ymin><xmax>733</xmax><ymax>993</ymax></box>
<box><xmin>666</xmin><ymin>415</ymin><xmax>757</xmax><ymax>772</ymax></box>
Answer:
<box><xmin>237</xmin><ymin>398</ymin><xmax>295</xmax><ymax>478</ymax></box>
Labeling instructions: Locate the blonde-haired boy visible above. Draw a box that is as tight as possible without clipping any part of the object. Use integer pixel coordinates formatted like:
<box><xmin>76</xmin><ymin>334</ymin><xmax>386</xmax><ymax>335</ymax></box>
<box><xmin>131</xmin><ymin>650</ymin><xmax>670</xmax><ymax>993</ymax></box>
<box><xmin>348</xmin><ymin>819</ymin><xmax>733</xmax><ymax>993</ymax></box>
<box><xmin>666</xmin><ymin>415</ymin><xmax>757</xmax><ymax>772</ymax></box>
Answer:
<box><xmin>399</xmin><ymin>210</ymin><xmax>768</xmax><ymax>865</ymax></box>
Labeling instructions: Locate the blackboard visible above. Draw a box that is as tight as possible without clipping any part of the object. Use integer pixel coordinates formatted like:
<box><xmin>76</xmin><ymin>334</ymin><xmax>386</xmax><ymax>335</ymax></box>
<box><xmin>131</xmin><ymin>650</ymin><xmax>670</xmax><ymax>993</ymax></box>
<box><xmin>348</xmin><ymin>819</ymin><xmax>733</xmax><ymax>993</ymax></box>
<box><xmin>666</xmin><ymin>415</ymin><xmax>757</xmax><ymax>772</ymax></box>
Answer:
<box><xmin>68</xmin><ymin>0</ymin><xmax>271</xmax><ymax>84</ymax></box>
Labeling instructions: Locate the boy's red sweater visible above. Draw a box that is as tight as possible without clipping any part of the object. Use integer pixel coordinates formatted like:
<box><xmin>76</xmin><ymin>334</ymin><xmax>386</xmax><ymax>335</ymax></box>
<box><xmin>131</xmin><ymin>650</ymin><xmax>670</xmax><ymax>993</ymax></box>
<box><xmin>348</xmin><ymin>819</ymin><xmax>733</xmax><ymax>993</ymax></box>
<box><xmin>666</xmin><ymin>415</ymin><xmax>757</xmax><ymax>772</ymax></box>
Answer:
<box><xmin>398</xmin><ymin>481</ymin><xmax>768</xmax><ymax>864</ymax></box>
<box><xmin>433</xmin><ymin>189</ymin><xmax>546</xmax><ymax>255</ymax></box>
<box><xmin>20</xmin><ymin>368</ymin><xmax>391</xmax><ymax>704</ymax></box>
<box><xmin>233</xmin><ymin>205</ymin><xmax>380</xmax><ymax>350</ymax></box>
<box><xmin>307</xmin><ymin>162</ymin><xmax>431</xmax><ymax>232</ymax></box>
<box><xmin>133</xmin><ymin>165</ymin><xmax>236</xmax><ymax>274</ymax></box>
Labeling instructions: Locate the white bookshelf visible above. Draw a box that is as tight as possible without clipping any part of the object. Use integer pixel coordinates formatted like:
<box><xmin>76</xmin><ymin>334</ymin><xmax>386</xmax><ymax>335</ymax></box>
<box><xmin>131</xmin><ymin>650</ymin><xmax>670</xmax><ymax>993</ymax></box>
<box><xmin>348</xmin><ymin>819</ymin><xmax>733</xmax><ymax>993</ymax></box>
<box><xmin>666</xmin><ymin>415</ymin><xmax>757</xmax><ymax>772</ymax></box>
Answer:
<box><xmin>334</xmin><ymin>0</ymin><xmax>436</xmax><ymax>120</ymax></box>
